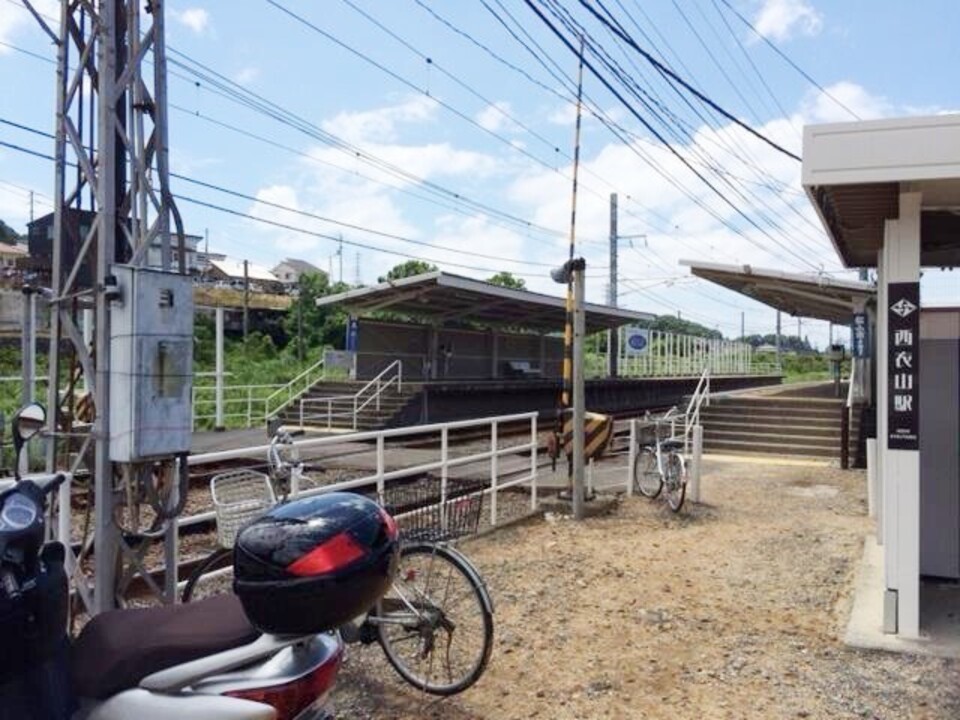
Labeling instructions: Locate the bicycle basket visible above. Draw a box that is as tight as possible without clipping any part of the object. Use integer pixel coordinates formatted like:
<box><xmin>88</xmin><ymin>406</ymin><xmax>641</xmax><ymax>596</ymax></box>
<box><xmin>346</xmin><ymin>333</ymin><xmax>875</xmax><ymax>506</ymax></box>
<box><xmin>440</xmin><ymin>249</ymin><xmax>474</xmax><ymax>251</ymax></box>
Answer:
<box><xmin>383</xmin><ymin>477</ymin><xmax>484</xmax><ymax>543</ymax></box>
<box><xmin>211</xmin><ymin>470</ymin><xmax>277</xmax><ymax>548</ymax></box>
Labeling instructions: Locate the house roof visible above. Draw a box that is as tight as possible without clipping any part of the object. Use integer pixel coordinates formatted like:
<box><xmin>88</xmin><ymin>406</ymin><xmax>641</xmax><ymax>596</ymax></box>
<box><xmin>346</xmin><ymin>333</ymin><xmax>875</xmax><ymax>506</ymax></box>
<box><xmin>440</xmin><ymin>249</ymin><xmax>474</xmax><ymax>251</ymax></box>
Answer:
<box><xmin>209</xmin><ymin>258</ymin><xmax>278</xmax><ymax>282</ymax></box>
<box><xmin>274</xmin><ymin>258</ymin><xmax>324</xmax><ymax>278</ymax></box>
<box><xmin>314</xmin><ymin>271</ymin><xmax>655</xmax><ymax>333</ymax></box>
<box><xmin>0</xmin><ymin>243</ymin><xmax>28</xmax><ymax>257</ymax></box>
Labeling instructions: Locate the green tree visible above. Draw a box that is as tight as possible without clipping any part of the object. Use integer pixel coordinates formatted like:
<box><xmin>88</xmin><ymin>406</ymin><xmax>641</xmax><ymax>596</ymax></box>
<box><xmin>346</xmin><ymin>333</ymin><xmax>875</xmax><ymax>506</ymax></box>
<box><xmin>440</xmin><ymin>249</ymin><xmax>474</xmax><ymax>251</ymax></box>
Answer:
<box><xmin>378</xmin><ymin>260</ymin><xmax>437</xmax><ymax>283</ymax></box>
<box><xmin>0</xmin><ymin>219</ymin><xmax>22</xmax><ymax>245</ymax></box>
<box><xmin>283</xmin><ymin>272</ymin><xmax>352</xmax><ymax>358</ymax></box>
<box><xmin>648</xmin><ymin>315</ymin><xmax>722</xmax><ymax>340</ymax></box>
<box><xmin>486</xmin><ymin>271</ymin><xmax>526</xmax><ymax>290</ymax></box>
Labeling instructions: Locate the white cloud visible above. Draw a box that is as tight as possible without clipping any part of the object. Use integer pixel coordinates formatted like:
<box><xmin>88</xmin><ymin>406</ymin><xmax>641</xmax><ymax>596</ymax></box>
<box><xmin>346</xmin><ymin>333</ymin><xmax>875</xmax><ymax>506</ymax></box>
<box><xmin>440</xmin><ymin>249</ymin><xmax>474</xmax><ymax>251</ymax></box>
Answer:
<box><xmin>233</xmin><ymin>66</ymin><xmax>260</xmax><ymax>85</ymax></box>
<box><xmin>475</xmin><ymin>102</ymin><xmax>513</xmax><ymax>133</ymax></box>
<box><xmin>800</xmin><ymin>81</ymin><xmax>891</xmax><ymax>123</ymax></box>
<box><xmin>171</xmin><ymin>7</ymin><xmax>210</xmax><ymax>35</ymax></box>
<box><xmin>752</xmin><ymin>0</ymin><xmax>823</xmax><ymax>42</ymax></box>
<box><xmin>322</xmin><ymin>95</ymin><xmax>437</xmax><ymax>145</ymax></box>
<box><xmin>0</xmin><ymin>0</ymin><xmax>58</xmax><ymax>52</ymax></box>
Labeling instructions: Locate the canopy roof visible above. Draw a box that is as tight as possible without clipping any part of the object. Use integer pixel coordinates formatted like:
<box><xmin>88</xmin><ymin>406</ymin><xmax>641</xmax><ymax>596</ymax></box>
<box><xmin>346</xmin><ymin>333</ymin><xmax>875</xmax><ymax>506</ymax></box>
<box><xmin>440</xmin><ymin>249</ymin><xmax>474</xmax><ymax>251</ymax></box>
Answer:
<box><xmin>315</xmin><ymin>271</ymin><xmax>654</xmax><ymax>333</ymax></box>
<box><xmin>803</xmin><ymin>114</ymin><xmax>960</xmax><ymax>268</ymax></box>
<box><xmin>681</xmin><ymin>260</ymin><xmax>875</xmax><ymax>323</ymax></box>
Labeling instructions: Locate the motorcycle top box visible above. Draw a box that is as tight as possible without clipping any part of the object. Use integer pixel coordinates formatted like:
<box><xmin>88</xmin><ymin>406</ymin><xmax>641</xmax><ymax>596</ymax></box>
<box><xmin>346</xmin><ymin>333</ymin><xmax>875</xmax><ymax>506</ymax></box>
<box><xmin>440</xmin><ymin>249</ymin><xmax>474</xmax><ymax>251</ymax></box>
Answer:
<box><xmin>233</xmin><ymin>492</ymin><xmax>399</xmax><ymax>635</ymax></box>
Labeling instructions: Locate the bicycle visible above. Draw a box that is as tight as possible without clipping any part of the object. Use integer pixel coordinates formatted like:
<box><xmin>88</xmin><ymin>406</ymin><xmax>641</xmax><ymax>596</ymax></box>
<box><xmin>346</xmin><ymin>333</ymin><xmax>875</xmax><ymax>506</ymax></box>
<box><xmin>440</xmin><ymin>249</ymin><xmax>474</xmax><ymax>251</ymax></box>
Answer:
<box><xmin>182</xmin><ymin>429</ymin><xmax>494</xmax><ymax>696</ymax></box>
<box><xmin>632</xmin><ymin>407</ymin><xmax>689</xmax><ymax>513</ymax></box>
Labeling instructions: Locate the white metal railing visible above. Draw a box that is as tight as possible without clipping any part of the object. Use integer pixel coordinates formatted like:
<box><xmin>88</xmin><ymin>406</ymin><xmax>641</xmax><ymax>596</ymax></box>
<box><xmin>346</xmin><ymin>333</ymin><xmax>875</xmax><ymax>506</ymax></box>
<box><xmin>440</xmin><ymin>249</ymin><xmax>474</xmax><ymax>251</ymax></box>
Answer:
<box><xmin>299</xmin><ymin>360</ymin><xmax>402</xmax><ymax>430</ymax></box>
<box><xmin>180</xmin><ymin>410</ymin><xmax>539</xmax><ymax>531</ymax></box>
<box><xmin>192</xmin><ymin>383</ymin><xmax>285</xmax><ymax>430</ymax></box>
<box><xmin>263</xmin><ymin>355</ymin><xmax>327</xmax><ymax>421</ymax></box>
<box><xmin>683</xmin><ymin>365</ymin><xmax>711</xmax><ymax>453</ymax></box>
<box><xmin>613</xmin><ymin>330</ymin><xmax>777</xmax><ymax>378</ymax></box>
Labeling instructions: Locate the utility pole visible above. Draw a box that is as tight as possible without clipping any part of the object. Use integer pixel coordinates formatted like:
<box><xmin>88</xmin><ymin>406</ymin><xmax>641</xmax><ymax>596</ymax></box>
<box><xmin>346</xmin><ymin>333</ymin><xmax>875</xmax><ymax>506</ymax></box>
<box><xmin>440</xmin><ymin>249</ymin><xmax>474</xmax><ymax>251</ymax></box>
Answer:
<box><xmin>243</xmin><ymin>259</ymin><xmax>250</xmax><ymax>339</ymax></box>
<box><xmin>740</xmin><ymin>311</ymin><xmax>745</xmax><ymax>341</ymax></box>
<box><xmin>607</xmin><ymin>193</ymin><xmax>618</xmax><ymax>378</ymax></box>
<box><xmin>338</xmin><ymin>235</ymin><xmax>344</xmax><ymax>285</ymax></box>
<box><xmin>354</xmin><ymin>252</ymin><xmax>361</xmax><ymax>286</ymax></box>
<box><xmin>38</xmin><ymin>0</ymin><xmax>188</xmax><ymax>615</ymax></box>
<box><xmin>29</xmin><ymin>190</ymin><xmax>34</xmax><ymax>223</ymax></box>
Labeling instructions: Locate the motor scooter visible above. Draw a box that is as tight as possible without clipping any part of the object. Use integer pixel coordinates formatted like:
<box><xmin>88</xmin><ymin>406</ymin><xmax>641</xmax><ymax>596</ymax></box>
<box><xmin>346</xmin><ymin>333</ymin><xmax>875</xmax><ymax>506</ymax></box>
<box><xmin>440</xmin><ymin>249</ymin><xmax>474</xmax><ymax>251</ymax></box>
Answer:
<box><xmin>0</xmin><ymin>402</ymin><xmax>397</xmax><ymax>720</ymax></box>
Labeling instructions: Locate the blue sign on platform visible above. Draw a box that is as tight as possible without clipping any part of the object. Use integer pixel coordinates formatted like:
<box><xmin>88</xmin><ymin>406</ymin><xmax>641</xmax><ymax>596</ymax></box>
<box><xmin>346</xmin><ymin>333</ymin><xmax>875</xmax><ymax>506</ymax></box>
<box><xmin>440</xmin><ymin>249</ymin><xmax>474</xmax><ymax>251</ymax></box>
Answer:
<box><xmin>346</xmin><ymin>317</ymin><xmax>359</xmax><ymax>352</ymax></box>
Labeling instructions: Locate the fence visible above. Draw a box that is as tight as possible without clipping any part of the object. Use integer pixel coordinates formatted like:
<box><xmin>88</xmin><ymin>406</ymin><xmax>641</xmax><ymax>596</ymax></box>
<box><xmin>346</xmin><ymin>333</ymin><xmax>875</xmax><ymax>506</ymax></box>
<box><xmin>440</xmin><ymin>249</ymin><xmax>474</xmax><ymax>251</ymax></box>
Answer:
<box><xmin>614</xmin><ymin>330</ymin><xmax>769</xmax><ymax>377</ymax></box>
<box><xmin>180</xmin><ymin>410</ymin><xmax>540</xmax><ymax>533</ymax></box>
<box><xmin>191</xmin><ymin>382</ymin><xmax>285</xmax><ymax>430</ymax></box>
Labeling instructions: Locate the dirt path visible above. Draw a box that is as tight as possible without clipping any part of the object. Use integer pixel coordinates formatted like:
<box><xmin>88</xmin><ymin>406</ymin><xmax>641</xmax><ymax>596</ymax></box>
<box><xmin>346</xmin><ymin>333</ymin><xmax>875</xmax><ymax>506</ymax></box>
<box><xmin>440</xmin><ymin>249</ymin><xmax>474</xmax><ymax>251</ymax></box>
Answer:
<box><xmin>332</xmin><ymin>458</ymin><xmax>960</xmax><ymax>719</ymax></box>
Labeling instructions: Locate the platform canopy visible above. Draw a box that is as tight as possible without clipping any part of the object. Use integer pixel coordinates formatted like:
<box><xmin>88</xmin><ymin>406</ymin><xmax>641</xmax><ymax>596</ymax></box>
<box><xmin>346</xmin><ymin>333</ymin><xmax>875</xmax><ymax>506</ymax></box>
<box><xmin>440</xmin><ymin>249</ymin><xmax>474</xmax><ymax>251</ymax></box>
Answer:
<box><xmin>315</xmin><ymin>271</ymin><xmax>654</xmax><ymax>333</ymax></box>
<box><xmin>680</xmin><ymin>260</ymin><xmax>875</xmax><ymax>323</ymax></box>
<box><xmin>803</xmin><ymin>114</ymin><xmax>960</xmax><ymax>268</ymax></box>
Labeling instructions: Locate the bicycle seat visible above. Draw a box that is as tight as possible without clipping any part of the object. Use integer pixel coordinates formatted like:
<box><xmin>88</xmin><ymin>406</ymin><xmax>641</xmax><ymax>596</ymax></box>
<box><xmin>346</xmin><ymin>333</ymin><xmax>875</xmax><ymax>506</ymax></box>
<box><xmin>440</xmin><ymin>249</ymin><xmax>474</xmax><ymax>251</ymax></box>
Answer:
<box><xmin>71</xmin><ymin>593</ymin><xmax>259</xmax><ymax>699</ymax></box>
<box><xmin>660</xmin><ymin>439</ymin><xmax>685</xmax><ymax>452</ymax></box>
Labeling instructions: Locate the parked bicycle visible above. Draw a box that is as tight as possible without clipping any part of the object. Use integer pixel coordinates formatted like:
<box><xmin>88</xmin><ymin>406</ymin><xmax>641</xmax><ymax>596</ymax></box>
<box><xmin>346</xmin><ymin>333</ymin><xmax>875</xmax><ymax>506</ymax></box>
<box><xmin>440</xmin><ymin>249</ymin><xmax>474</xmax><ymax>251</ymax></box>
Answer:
<box><xmin>183</xmin><ymin>429</ymin><xmax>495</xmax><ymax>696</ymax></box>
<box><xmin>632</xmin><ymin>407</ymin><xmax>689</xmax><ymax>512</ymax></box>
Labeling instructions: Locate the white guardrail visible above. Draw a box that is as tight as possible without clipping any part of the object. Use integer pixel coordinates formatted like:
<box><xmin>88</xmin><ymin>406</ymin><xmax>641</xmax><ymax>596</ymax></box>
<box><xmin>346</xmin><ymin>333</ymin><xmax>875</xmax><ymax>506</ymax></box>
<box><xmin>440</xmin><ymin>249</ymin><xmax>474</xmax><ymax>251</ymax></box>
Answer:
<box><xmin>298</xmin><ymin>360</ymin><xmax>402</xmax><ymax>430</ymax></box>
<box><xmin>180</xmin><ymin>410</ymin><xmax>539</xmax><ymax>532</ymax></box>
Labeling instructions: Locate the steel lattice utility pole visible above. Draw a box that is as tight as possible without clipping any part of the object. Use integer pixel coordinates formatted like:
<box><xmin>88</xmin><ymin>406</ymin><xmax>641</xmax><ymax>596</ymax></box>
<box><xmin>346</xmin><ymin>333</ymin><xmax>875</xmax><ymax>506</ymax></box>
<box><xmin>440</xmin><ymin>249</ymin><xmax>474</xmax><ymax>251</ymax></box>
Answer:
<box><xmin>29</xmin><ymin>0</ymin><xmax>187</xmax><ymax>615</ymax></box>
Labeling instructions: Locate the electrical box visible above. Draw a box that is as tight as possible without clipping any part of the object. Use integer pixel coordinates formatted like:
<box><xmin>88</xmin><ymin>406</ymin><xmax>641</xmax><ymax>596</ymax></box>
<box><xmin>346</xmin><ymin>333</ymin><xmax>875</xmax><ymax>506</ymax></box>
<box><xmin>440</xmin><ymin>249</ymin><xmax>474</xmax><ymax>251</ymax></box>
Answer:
<box><xmin>109</xmin><ymin>265</ymin><xmax>193</xmax><ymax>462</ymax></box>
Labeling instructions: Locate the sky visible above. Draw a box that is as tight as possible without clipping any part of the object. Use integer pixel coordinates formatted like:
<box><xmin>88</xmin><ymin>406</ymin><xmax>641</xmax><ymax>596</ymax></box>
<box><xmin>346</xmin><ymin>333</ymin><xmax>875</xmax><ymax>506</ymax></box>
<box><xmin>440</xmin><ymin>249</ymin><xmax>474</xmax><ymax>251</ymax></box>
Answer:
<box><xmin>0</xmin><ymin>0</ymin><xmax>958</xmax><ymax>347</ymax></box>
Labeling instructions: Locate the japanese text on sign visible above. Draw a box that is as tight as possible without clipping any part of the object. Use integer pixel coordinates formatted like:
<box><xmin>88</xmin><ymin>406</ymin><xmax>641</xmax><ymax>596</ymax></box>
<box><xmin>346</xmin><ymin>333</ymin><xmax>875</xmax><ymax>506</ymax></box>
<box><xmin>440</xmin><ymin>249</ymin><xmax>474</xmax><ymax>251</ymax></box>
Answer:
<box><xmin>887</xmin><ymin>283</ymin><xmax>919</xmax><ymax>450</ymax></box>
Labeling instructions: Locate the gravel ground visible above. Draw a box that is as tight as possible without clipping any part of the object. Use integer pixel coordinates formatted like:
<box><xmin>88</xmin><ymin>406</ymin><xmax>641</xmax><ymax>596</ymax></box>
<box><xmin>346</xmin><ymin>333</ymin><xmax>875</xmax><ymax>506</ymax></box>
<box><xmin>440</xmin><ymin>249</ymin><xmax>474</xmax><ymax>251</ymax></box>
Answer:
<box><xmin>329</xmin><ymin>458</ymin><xmax>960</xmax><ymax>720</ymax></box>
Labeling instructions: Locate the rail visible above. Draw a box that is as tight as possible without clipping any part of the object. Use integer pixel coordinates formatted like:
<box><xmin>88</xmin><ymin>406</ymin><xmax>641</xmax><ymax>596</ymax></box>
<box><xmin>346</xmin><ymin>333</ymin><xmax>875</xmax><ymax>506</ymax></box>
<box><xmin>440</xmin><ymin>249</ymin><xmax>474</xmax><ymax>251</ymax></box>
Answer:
<box><xmin>299</xmin><ymin>360</ymin><xmax>402</xmax><ymax>430</ymax></box>
<box><xmin>263</xmin><ymin>355</ymin><xmax>326</xmax><ymax>421</ymax></box>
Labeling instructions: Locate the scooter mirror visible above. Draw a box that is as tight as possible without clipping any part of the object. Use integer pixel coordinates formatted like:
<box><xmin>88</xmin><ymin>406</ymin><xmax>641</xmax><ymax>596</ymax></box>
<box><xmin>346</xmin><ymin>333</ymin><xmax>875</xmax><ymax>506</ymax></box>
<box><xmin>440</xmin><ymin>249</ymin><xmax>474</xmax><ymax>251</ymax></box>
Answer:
<box><xmin>12</xmin><ymin>403</ymin><xmax>46</xmax><ymax>478</ymax></box>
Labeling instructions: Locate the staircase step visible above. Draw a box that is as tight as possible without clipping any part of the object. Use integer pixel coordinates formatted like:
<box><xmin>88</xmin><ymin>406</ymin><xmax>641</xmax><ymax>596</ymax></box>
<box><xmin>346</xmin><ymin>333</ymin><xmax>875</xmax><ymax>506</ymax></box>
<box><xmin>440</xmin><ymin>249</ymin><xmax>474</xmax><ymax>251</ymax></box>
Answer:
<box><xmin>702</xmin><ymin>405</ymin><xmax>844</xmax><ymax>421</ymax></box>
<box><xmin>703</xmin><ymin>438</ymin><xmax>839</xmax><ymax>458</ymax></box>
<box><xmin>703</xmin><ymin>429</ymin><xmax>848</xmax><ymax>448</ymax></box>
<box><xmin>702</xmin><ymin>421</ymin><xmax>844</xmax><ymax>438</ymax></box>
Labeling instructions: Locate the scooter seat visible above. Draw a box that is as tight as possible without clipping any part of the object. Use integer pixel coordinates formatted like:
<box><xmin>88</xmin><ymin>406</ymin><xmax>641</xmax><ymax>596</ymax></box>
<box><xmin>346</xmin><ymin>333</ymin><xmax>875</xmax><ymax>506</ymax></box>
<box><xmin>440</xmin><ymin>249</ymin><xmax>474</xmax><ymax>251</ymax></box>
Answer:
<box><xmin>72</xmin><ymin>593</ymin><xmax>259</xmax><ymax>699</ymax></box>
<box><xmin>660</xmin><ymin>439</ymin><xmax>685</xmax><ymax>452</ymax></box>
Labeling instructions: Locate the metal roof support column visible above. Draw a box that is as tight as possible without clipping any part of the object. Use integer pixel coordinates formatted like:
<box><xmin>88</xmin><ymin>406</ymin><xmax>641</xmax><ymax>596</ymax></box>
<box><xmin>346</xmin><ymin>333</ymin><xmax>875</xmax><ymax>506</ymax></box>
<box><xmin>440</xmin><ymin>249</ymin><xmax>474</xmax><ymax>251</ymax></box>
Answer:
<box><xmin>880</xmin><ymin>191</ymin><xmax>922</xmax><ymax>638</ymax></box>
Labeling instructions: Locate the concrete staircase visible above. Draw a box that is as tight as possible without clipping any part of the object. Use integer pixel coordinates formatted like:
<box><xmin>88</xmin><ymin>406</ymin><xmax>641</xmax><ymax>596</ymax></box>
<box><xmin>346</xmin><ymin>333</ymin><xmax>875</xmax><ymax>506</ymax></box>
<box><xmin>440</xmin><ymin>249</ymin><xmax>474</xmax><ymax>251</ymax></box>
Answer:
<box><xmin>278</xmin><ymin>381</ymin><xmax>423</xmax><ymax>431</ymax></box>
<box><xmin>700</xmin><ymin>393</ymin><xmax>858</xmax><ymax>460</ymax></box>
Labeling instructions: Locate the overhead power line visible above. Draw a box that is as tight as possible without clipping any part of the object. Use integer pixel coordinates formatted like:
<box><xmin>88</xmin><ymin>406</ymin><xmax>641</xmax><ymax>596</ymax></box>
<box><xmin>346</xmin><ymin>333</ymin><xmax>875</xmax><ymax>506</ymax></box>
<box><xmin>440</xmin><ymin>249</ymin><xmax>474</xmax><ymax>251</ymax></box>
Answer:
<box><xmin>576</xmin><ymin>0</ymin><xmax>802</xmax><ymax>161</ymax></box>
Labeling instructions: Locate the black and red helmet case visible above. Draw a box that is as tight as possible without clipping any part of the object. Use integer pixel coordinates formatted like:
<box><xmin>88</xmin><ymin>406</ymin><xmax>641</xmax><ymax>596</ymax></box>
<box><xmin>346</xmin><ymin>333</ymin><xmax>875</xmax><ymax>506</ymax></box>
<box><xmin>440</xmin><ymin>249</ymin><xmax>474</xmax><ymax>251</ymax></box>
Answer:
<box><xmin>233</xmin><ymin>492</ymin><xmax>399</xmax><ymax>635</ymax></box>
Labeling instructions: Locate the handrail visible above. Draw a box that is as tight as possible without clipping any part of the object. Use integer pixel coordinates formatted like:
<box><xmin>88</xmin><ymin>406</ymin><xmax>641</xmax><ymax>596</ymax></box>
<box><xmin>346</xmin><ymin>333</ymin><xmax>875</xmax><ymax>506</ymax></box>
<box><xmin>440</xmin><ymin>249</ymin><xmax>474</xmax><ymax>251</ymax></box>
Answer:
<box><xmin>683</xmin><ymin>365</ymin><xmax>711</xmax><ymax>452</ymax></box>
<box><xmin>263</xmin><ymin>355</ymin><xmax>326</xmax><ymax>420</ymax></box>
<box><xmin>298</xmin><ymin>360</ymin><xmax>403</xmax><ymax>430</ymax></box>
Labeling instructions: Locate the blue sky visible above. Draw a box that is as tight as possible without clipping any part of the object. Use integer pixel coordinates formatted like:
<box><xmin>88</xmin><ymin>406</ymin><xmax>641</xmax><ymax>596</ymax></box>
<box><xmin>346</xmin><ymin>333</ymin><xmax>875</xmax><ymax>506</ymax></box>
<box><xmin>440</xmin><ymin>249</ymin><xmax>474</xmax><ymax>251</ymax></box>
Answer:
<box><xmin>1</xmin><ymin>0</ymin><xmax>958</xmax><ymax>345</ymax></box>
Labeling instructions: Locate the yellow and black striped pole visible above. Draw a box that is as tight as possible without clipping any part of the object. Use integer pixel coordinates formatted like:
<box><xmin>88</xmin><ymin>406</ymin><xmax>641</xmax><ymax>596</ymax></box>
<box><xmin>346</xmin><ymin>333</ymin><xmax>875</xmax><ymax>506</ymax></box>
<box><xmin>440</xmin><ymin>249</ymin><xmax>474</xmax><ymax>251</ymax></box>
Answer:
<box><xmin>554</xmin><ymin>36</ymin><xmax>586</xmax><ymax>510</ymax></box>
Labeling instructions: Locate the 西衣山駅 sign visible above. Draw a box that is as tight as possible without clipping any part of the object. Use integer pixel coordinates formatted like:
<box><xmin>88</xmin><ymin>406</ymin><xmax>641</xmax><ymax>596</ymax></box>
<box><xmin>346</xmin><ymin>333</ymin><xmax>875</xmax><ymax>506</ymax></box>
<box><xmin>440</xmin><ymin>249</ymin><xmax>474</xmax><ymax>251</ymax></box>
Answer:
<box><xmin>887</xmin><ymin>282</ymin><xmax>920</xmax><ymax>451</ymax></box>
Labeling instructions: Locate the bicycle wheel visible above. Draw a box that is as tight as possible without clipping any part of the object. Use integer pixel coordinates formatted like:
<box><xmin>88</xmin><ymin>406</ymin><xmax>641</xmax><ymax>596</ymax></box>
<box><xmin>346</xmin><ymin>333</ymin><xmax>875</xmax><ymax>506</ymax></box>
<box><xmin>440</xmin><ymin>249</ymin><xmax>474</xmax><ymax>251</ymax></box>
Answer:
<box><xmin>633</xmin><ymin>447</ymin><xmax>662</xmax><ymax>498</ymax></box>
<box><xmin>181</xmin><ymin>547</ymin><xmax>233</xmax><ymax>603</ymax></box>
<box><xmin>375</xmin><ymin>543</ymin><xmax>494</xmax><ymax>696</ymax></box>
<box><xmin>664</xmin><ymin>453</ymin><xmax>687</xmax><ymax>513</ymax></box>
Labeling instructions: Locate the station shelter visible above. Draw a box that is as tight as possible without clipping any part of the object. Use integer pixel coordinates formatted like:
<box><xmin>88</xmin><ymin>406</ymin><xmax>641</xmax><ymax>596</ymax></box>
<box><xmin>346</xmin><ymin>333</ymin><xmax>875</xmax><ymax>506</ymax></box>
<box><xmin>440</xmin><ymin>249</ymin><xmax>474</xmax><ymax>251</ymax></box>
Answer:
<box><xmin>315</xmin><ymin>270</ymin><xmax>654</xmax><ymax>380</ymax></box>
<box><xmin>802</xmin><ymin>115</ymin><xmax>960</xmax><ymax>638</ymax></box>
